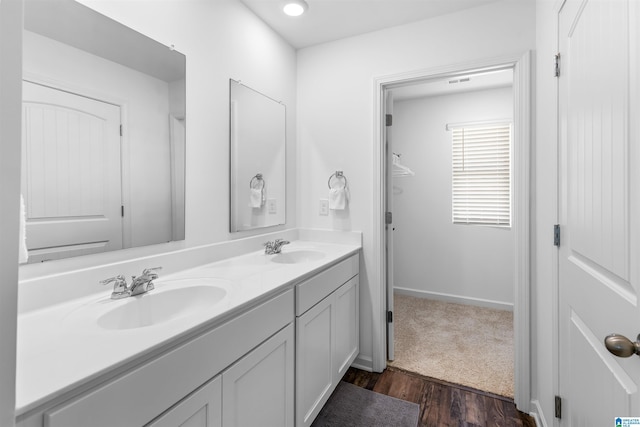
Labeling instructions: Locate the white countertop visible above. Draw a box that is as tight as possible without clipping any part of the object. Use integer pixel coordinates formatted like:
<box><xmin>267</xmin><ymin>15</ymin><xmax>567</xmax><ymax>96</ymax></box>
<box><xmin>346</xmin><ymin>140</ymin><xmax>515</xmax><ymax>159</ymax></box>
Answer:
<box><xmin>16</xmin><ymin>240</ymin><xmax>360</xmax><ymax>415</ymax></box>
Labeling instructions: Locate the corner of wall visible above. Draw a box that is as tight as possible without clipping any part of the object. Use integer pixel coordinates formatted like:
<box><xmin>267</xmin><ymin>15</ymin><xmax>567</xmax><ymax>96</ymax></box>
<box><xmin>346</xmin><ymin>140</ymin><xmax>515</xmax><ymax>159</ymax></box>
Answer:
<box><xmin>0</xmin><ymin>0</ymin><xmax>22</xmax><ymax>423</ymax></box>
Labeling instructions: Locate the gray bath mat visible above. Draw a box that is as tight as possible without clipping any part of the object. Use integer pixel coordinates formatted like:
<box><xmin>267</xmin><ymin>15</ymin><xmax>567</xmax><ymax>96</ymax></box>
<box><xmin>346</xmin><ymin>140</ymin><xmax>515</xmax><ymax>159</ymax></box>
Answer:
<box><xmin>311</xmin><ymin>381</ymin><xmax>420</xmax><ymax>427</ymax></box>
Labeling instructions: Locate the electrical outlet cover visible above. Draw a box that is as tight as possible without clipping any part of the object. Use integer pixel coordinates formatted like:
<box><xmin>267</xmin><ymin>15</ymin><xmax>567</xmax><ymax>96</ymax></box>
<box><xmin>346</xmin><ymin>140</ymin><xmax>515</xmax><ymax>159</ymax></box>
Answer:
<box><xmin>319</xmin><ymin>199</ymin><xmax>329</xmax><ymax>216</ymax></box>
<box><xmin>267</xmin><ymin>199</ymin><xmax>277</xmax><ymax>214</ymax></box>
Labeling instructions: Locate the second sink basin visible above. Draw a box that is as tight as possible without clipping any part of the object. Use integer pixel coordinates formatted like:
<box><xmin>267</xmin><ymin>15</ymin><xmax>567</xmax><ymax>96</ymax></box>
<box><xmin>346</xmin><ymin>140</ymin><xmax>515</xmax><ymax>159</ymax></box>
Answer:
<box><xmin>97</xmin><ymin>285</ymin><xmax>227</xmax><ymax>330</ymax></box>
<box><xmin>271</xmin><ymin>250</ymin><xmax>325</xmax><ymax>264</ymax></box>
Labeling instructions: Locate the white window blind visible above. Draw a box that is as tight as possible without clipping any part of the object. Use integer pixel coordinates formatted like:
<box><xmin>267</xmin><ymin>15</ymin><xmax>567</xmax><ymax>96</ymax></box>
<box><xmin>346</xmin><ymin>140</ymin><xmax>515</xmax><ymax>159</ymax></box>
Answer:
<box><xmin>451</xmin><ymin>123</ymin><xmax>511</xmax><ymax>227</ymax></box>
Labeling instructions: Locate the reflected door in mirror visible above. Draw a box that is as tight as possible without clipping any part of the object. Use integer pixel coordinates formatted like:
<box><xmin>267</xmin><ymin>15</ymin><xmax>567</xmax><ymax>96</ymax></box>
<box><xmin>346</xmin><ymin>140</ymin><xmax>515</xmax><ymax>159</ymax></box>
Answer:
<box><xmin>22</xmin><ymin>81</ymin><xmax>123</xmax><ymax>262</ymax></box>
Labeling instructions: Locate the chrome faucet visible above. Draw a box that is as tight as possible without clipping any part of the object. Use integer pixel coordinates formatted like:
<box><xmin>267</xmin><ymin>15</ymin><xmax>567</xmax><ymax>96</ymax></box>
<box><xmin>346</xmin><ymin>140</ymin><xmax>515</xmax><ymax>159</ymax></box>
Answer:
<box><xmin>100</xmin><ymin>275</ymin><xmax>131</xmax><ymax>300</ymax></box>
<box><xmin>100</xmin><ymin>267</ymin><xmax>162</xmax><ymax>300</ymax></box>
<box><xmin>130</xmin><ymin>267</ymin><xmax>162</xmax><ymax>296</ymax></box>
<box><xmin>264</xmin><ymin>238</ymin><xmax>290</xmax><ymax>255</ymax></box>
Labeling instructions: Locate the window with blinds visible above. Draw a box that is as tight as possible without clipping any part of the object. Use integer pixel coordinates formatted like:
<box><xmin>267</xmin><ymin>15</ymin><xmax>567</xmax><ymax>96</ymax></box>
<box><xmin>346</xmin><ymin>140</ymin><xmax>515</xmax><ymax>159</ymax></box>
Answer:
<box><xmin>451</xmin><ymin>123</ymin><xmax>512</xmax><ymax>227</ymax></box>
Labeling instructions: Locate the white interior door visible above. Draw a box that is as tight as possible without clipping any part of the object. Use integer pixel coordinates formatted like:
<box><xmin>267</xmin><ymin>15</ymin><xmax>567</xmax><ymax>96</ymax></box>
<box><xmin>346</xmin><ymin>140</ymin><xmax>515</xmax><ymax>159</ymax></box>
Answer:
<box><xmin>385</xmin><ymin>89</ymin><xmax>395</xmax><ymax>361</ymax></box>
<box><xmin>558</xmin><ymin>0</ymin><xmax>640</xmax><ymax>424</ymax></box>
<box><xmin>22</xmin><ymin>81</ymin><xmax>123</xmax><ymax>262</ymax></box>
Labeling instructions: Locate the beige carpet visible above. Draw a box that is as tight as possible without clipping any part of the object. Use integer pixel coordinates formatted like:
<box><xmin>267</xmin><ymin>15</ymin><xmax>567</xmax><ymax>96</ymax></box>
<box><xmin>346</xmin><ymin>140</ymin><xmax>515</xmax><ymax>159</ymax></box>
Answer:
<box><xmin>388</xmin><ymin>294</ymin><xmax>514</xmax><ymax>398</ymax></box>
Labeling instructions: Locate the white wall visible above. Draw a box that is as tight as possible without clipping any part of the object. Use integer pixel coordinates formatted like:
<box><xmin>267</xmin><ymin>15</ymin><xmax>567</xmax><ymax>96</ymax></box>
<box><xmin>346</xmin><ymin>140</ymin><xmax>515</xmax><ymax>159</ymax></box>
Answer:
<box><xmin>23</xmin><ymin>31</ymin><xmax>174</xmax><ymax>249</ymax></box>
<box><xmin>0</xmin><ymin>0</ymin><xmax>22</xmax><ymax>423</ymax></box>
<box><xmin>18</xmin><ymin>0</ymin><xmax>297</xmax><ymax>284</ymax></box>
<box><xmin>297</xmin><ymin>0</ymin><xmax>535</xmax><ymax>370</ymax></box>
<box><xmin>392</xmin><ymin>87</ymin><xmax>515</xmax><ymax>308</ymax></box>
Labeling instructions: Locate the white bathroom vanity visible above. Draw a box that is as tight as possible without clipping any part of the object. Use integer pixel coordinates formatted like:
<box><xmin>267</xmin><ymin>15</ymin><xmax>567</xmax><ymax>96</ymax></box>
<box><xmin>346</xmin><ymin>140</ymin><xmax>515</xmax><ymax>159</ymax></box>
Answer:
<box><xmin>16</xmin><ymin>234</ymin><xmax>361</xmax><ymax>427</ymax></box>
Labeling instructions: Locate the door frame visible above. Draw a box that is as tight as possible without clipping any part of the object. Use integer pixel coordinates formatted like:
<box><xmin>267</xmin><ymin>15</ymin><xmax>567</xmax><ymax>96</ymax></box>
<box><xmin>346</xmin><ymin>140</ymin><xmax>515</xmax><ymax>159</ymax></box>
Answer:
<box><xmin>371</xmin><ymin>51</ymin><xmax>532</xmax><ymax>411</ymax></box>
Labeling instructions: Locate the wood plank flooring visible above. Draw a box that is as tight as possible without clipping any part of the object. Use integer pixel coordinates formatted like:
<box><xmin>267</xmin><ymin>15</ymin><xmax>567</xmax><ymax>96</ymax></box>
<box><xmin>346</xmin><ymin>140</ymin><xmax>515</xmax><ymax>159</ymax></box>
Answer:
<box><xmin>342</xmin><ymin>366</ymin><xmax>536</xmax><ymax>427</ymax></box>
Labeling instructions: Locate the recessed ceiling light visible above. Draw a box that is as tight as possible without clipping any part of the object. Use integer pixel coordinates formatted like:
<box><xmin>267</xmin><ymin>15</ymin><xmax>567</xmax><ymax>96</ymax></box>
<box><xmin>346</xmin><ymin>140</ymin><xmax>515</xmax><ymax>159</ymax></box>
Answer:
<box><xmin>283</xmin><ymin>0</ymin><xmax>308</xmax><ymax>16</ymax></box>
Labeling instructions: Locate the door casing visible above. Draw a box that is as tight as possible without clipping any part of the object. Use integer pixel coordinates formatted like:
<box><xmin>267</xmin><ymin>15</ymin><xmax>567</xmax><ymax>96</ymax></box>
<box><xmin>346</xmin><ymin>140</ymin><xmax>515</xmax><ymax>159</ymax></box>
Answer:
<box><xmin>372</xmin><ymin>51</ymin><xmax>532</xmax><ymax>411</ymax></box>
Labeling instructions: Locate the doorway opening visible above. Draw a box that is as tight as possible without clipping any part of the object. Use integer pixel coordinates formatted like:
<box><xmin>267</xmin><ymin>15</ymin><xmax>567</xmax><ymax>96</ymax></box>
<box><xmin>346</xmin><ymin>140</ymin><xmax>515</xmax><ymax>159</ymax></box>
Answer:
<box><xmin>387</xmin><ymin>70</ymin><xmax>515</xmax><ymax>398</ymax></box>
<box><xmin>372</xmin><ymin>52</ymin><xmax>531</xmax><ymax>411</ymax></box>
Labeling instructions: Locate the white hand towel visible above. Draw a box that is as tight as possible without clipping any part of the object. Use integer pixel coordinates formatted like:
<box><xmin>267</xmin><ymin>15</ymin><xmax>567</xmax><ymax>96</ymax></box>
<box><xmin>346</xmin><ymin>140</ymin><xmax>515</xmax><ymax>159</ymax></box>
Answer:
<box><xmin>250</xmin><ymin>188</ymin><xmax>265</xmax><ymax>208</ymax></box>
<box><xmin>329</xmin><ymin>187</ymin><xmax>349</xmax><ymax>210</ymax></box>
<box><xmin>19</xmin><ymin>194</ymin><xmax>28</xmax><ymax>264</ymax></box>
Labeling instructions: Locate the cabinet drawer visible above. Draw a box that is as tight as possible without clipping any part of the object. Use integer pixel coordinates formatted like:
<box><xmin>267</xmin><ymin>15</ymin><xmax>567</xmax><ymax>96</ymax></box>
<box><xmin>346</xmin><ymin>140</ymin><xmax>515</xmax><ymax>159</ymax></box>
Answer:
<box><xmin>44</xmin><ymin>289</ymin><xmax>294</xmax><ymax>427</ymax></box>
<box><xmin>296</xmin><ymin>254</ymin><xmax>359</xmax><ymax>316</ymax></box>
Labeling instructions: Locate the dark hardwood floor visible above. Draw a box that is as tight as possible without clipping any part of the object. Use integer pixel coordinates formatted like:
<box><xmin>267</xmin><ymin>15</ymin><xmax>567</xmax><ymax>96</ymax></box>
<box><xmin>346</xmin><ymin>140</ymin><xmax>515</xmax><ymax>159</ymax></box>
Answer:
<box><xmin>342</xmin><ymin>366</ymin><xmax>536</xmax><ymax>427</ymax></box>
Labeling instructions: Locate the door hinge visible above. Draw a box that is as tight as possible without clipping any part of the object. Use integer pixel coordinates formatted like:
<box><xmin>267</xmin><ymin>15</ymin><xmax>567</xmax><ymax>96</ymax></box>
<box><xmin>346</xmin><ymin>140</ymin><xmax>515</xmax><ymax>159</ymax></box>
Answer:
<box><xmin>555</xmin><ymin>395</ymin><xmax>562</xmax><ymax>418</ymax></box>
<box><xmin>386</xmin><ymin>114</ymin><xmax>393</xmax><ymax>126</ymax></box>
<box><xmin>554</xmin><ymin>53</ymin><xmax>561</xmax><ymax>77</ymax></box>
<box><xmin>121</xmin><ymin>205</ymin><xmax>125</xmax><ymax>217</ymax></box>
<box><xmin>119</xmin><ymin>124</ymin><xmax>123</xmax><ymax>136</ymax></box>
<box><xmin>554</xmin><ymin>224</ymin><xmax>560</xmax><ymax>246</ymax></box>
<box><xmin>385</xmin><ymin>212</ymin><xmax>393</xmax><ymax>225</ymax></box>
<box><xmin>387</xmin><ymin>311</ymin><xmax>393</xmax><ymax>323</ymax></box>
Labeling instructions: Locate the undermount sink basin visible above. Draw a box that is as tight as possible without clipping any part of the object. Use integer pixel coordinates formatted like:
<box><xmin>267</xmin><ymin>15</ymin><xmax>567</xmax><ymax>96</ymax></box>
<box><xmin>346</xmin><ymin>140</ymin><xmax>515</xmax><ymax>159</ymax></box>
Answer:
<box><xmin>271</xmin><ymin>250</ymin><xmax>325</xmax><ymax>264</ymax></box>
<box><xmin>97</xmin><ymin>284</ymin><xmax>227</xmax><ymax>330</ymax></box>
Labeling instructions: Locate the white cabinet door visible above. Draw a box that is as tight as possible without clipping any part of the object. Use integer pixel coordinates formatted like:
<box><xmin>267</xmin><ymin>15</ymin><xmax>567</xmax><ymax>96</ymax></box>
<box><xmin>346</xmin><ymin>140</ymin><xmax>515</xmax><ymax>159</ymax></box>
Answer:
<box><xmin>334</xmin><ymin>277</ymin><xmax>359</xmax><ymax>380</ymax></box>
<box><xmin>296</xmin><ymin>294</ymin><xmax>335</xmax><ymax>427</ymax></box>
<box><xmin>222</xmin><ymin>323</ymin><xmax>294</xmax><ymax>427</ymax></box>
<box><xmin>296</xmin><ymin>276</ymin><xmax>360</xmax><ymax>427</ymax></box>
<box><xmin>147</xmin><ymin>376</ymin><xmax>222</xmax><ymax>427</ymax></box>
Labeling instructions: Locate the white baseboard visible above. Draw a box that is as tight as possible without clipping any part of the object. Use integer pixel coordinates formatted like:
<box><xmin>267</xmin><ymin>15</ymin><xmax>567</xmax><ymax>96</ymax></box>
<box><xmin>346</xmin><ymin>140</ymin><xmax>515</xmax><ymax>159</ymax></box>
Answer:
<box><xmin>351</xmin><ymin>355</ymin><xmax>374</xmax><ymax>372</ymax></box>
<box><xmin>530</xmin><ymin>400</ymin><xmax>547</xmax><ymax>427</ymax></box>
<box><xmin>394</xmin><ymin>287</ymin><xmax>514</xmax><ymax>312</ymax></box>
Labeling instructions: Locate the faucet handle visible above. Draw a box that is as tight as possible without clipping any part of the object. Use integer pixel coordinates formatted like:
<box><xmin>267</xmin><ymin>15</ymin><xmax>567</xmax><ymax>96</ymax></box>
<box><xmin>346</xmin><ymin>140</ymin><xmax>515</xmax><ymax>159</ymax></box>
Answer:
<box><xmin>138</xmin><ymin>267</ymin><xmax>162</xmax><ymax>292</ymax></box>
<box><xmin>142</xmin><ymin>266</ymin><xmax>162</xmax><ymax>277</ymax></box>
<box><xmin>100</xmin><ymin>275</ymin><xmax>130</xmax><ymax>299</ymax></box>
<box><xmin>264</xmin><ymin>240</ymin><xmax>276</xmax><ymax>254</ymax></box>
<box><xmin>100</xmin><ymin>274</ymin><xmax>127</xmax><ymax>288</ymax></box>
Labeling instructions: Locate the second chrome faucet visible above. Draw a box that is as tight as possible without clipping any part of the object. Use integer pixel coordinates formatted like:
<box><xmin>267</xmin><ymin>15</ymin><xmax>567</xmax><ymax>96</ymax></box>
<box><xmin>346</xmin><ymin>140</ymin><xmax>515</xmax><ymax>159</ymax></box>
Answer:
<box><xmin>100</xmin><ymin>267</ymin><xmax>162</xmax><ymax>300</ymax></box>
<box><xmin>264</xmin><ymin>239</ymin><xmax>290</xmax><ymax>255</ymax></box>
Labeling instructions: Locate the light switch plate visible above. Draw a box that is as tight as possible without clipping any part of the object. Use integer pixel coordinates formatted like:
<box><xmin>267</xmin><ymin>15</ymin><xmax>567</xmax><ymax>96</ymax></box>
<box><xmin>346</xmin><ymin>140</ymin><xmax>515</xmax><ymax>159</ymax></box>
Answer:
<box><xmin>319</xmin><ymin>199</ymin><xmax>329</xmax><ymax>216</ymax></box>
<box><xmin>267</xmin><ymin>199</ymin><xmax>277</xmax><ymax>214</ymax></box>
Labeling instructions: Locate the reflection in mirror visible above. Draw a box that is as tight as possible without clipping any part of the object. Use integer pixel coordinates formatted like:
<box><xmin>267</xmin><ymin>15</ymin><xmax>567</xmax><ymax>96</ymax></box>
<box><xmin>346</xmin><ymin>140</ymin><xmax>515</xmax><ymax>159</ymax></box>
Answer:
<box><xmin>229</xmin><ymin>80</ymin><xmax>286</xmax><ymax>232</ymax></box>
<box><xmin>21</xmin><ymin>0</ymin><xmax>186</xmax><ymax>263</ymax></box>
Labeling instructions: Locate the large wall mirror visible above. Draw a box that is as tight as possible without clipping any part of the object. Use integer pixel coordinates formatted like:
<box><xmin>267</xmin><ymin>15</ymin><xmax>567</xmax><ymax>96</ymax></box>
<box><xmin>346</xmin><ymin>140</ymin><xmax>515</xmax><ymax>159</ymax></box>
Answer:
<box><xmin>22</xmin><ymin>0</ymin><xmax>186</xmax><ymax>263</ymax></box>
<box><xmin>229</xmin><ymin>80</ymin><xmax>286</xmax><ymax>232</ymax></box>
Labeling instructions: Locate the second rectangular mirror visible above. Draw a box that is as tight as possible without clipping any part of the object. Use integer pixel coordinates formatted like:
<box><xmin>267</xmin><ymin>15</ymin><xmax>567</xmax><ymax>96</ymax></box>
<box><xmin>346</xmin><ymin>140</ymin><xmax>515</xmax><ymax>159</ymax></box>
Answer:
<box><xmin>229</xmin><ymin>80</ymin><xmax>286</xmax><ymax>232</ymax></box>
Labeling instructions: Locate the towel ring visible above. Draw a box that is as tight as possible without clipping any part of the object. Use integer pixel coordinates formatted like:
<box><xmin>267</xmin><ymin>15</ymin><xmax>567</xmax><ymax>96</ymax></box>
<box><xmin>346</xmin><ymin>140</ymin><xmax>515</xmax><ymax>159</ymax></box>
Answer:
<box><xmin>250</xmin><ymin>173</ymin><xmax>265</xmax><ymax>190</ymax></box>
<box><xmin>328</xmin><ymin>171</ymin><xmax>348</xmax><ymax>189</ymax></box>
